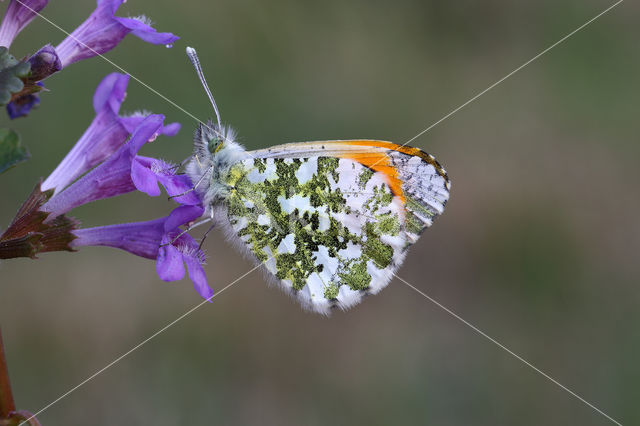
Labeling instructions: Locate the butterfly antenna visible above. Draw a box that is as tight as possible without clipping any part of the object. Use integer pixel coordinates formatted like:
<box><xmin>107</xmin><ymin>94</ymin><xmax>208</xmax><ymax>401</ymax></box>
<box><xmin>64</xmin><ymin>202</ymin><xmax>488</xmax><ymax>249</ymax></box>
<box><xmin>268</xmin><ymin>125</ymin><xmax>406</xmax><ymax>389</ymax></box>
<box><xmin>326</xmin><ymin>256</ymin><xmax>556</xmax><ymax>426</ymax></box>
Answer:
<box><xmin>186</xmin><ymin>46</ymin><xmax>222</xmax><ymax>128</ymax></box>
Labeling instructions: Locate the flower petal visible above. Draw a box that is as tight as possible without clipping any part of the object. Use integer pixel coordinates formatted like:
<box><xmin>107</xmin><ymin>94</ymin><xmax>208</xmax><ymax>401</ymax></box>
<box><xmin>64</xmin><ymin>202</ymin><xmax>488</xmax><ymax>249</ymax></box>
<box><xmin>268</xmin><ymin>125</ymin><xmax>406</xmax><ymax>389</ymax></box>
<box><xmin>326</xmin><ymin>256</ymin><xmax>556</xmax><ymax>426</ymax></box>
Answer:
<box><xmin>72</xmin><ymin>217</ymin><xmax>165</xmax><ymax>259</ymax></box>
<box><xmin>0</xmin><ymin>0</ymin><xmax>49</xmax><ymax>48</ymax></box>
<box><xmin>42</xmin><ymin>99</ymin><xmax>129</xmax><ymax>193</ymax></box>
<box><xmin>41</xmin><ymin>146</ymin><xmax>136</xmax><ymax>216</ymax></box>
<box><xmin>119</xmin><ymin>113</ymin><xmax>180</xmax><ymax>137</ymax></box>
<box><xmin>55</xmin><ymin>15</ymin><xmax>127</xmax><ymax>67</ymax></box>
<box><xmin>160</xmin><ymin>174</ymin><xmax>202</xmax><ymax>205</ymax></box>
<box><xmin>43</xmin><ymin>72</ymin><xmax>131</xmax><ymax>192</ymax></box>
<box><xmin>131</xmin><ymin>156</ymin><xmax>201</xmax><ymax>205</ymax></box>
<box><xmin>115</xmin><ymin>16</ymin><xmax>179</xmax><ymax>45</ymax></box>
<box><xmin>42</xmin><ymin>76</ymin><xmax>181</xmax><ymax>194</ymax></box>
<box><xmin>93</xmin><ymin>72</ymin><xmax>129</xmax><ymax>114</ymax></box>
<box><xmin>127</xmin><ymin>114</ymin><xmax>165</xmax><ymax>154</ymax></box>
<box><xmin>156</xmin><ymin>238</ymin><xmax>185</xmax><ymax>281</ymax></box>
<box><xmin>131</xmin><ymin>157</ymin><xmax>162</xmax><ymax>196</ymax></box>
<box><xmin>55</xmin><ymin>0</ymin><xmax>178</xmax><ymax>67</ymax></box>
<box><xmin>161</xmin><ymin>122</ymin><xmax>181</xmax><ymax>137</ymax></box>
<box><xmin>184</xmin><ymin>254</ymin><xmax>213</xmax><ymax>300</ymax></box>
<box><xmin>164</xmin><ymin>205</ymin><xmax>204</xmax><ymax>232</ymax></box>
<box><xmin>42</xmin><ymin>116</ymin><xmax>165</xmax><ymax>214</ymax></box>
<box><xmin>6</xmin><ymin>92</ymin><xmax>40</xmax><ymax>118</ymax></box>
<box><xmin>99</xmin><ymin>0</ymin><xmax>125</xmax><ymax>15</ymax></box>
<box><xmin>27</xmin><ymin>44</ymin><xmax>62</xmax><ymax>81</ymax></box>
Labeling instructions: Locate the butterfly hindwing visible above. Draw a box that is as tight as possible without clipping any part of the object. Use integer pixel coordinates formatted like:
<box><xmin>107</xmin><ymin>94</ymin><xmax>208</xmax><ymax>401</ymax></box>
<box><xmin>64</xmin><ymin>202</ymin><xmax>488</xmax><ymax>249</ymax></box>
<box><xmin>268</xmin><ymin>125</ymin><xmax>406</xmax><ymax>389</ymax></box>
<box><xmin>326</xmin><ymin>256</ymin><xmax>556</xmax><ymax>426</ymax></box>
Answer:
<box><xmin>222</xmin><ymin>141</ymin><xmax>450</xmax><ymax>314</ymax></box>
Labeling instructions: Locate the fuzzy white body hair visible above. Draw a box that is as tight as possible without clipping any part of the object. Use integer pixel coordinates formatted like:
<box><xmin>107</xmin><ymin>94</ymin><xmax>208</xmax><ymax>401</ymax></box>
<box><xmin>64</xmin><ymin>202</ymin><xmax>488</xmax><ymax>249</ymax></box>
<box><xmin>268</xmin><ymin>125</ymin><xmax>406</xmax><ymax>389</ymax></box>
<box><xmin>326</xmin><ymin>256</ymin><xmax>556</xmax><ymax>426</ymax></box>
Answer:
<box><xmin>185</xmin><ymin>122</ymin><xmax>248</xmax><ymax>217</ymax></box>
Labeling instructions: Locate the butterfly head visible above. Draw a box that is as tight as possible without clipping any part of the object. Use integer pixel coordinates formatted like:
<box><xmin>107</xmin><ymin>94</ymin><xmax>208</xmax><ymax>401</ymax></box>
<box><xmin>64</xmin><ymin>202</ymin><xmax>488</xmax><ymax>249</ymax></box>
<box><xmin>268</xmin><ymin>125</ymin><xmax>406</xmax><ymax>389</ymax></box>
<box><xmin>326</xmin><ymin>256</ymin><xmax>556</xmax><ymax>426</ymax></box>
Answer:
<box><xmin>195</xmin><ymin>120</ymin><xmax>223</xmax><ymax>154</ymax></box>
<box><xmin>194</xmin><ymin>120</ymin><xmax>236</xmax><ymax>154</ymax></box>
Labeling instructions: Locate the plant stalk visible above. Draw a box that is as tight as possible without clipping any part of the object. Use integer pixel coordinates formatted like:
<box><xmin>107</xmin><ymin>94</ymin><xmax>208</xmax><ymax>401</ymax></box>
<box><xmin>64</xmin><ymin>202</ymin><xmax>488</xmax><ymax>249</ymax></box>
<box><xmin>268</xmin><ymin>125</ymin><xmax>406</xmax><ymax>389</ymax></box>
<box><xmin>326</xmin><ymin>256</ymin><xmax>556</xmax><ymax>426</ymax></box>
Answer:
<box><xmin>0</xmin><ymin>327</ymin><xmax>16</xmax><ymax>420</ymax></box>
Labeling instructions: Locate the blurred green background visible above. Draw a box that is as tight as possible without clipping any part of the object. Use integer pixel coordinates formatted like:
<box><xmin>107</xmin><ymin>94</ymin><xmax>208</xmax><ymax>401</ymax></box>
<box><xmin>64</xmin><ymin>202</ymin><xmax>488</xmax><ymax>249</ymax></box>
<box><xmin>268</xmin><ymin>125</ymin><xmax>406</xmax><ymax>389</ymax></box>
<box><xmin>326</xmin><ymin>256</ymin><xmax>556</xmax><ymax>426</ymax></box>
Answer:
<box><xmin>1</xmin><ymin>0</ymin><xmax>639</xmax><ymax>424</ymax></box>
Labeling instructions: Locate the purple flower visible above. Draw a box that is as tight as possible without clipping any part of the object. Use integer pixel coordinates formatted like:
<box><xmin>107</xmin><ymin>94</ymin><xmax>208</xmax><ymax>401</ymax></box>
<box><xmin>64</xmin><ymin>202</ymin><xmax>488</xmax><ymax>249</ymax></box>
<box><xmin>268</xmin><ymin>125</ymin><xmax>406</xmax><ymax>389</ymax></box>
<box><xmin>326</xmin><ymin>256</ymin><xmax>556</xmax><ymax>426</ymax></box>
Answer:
<box><xmin>71</xmin><ymin>205</ymin><xmax>213</xmax><ymax>300</ymax></box>
<box><xmin>40</xmin><ymin>111</ymin><xmax>211</xmax><ymax>300</ymax></box>
<box><xmin>72</xmin><ymin>216</ymin><xmax>165</xmax><ymax>260</ymax></box>
<box><xmin>42</xmin><ymin>111</ymin><xmax>192</xmax><ymax>211</ymax></box>
<box><xmin>132</xmin><ymin>156</ymin><xmax>201</xmax><ymax>206</ymax></box>
<box><xmin>41</xmin><ymin>114</ymin><xmax>166</xmax><ymax>216</ymax></box>
<box><xmin>42</xmin><ymin>73</ymin><xmax>180</xmax><ymax>194</ymax></box>
<box><xmin>157</xmin><ymin>205</ymin><xmax>212</xmax><ymax>299</ymax></box>
<box><xmin>0</xmin><ymin>0</ymin><xmax>49</xmax><ymax>48</ymax></box>
<box><xmin>1</xmin><ymin>1</ymin><xmax>178</xmax><ymax>120</ymax></box>
<box><xmin>55</xmin><ymin>0</ymin><xmax>179</xmax><ymax>68</ymax></box>
<box><xmin>6</xmin><ymin>85</ymin><xmax>40</xmax><ymax>118</ymax></box>
<box><xmin>5</xmin><ymin>45</ymin><xmax>61</xmax><ymax>118</ymax></box>
<box><xmin>25</xmin><ymin>44</ymin><xmax>61</xmax><ymax>80</ymax></box>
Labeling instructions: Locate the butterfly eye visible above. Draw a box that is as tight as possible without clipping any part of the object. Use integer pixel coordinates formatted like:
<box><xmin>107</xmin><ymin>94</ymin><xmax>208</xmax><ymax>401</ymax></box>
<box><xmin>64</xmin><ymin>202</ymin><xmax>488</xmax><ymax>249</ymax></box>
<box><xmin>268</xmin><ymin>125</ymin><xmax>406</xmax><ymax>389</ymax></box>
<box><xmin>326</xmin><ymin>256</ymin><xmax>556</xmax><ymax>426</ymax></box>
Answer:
<box><xmin>207</xmin><ymin>136</ymin><xmax>221</xmax><ymax>153</ymax></box>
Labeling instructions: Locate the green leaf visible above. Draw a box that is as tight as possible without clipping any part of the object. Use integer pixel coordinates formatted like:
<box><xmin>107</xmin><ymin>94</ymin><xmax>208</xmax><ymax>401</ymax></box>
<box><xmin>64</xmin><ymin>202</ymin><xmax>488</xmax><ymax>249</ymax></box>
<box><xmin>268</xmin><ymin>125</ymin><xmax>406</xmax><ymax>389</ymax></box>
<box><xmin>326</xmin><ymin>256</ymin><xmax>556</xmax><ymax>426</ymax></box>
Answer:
<box><xmin>0</xmin><ymin>128</ymin><xmax>30</xmax><ymax>174</ymax></box>
<box><xmin>0</xmin><ymin>47</ymin><xmax>30</xmax><ymax>105</ymax></box>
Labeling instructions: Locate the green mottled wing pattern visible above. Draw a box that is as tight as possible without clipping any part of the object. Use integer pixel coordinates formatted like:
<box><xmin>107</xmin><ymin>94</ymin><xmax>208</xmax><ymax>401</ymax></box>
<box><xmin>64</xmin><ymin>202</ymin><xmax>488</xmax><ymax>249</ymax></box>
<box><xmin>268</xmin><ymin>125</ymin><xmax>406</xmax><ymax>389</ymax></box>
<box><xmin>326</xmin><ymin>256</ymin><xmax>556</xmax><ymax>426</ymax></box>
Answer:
<box><xmin>220</xmin><ymin>141</ymin><xmax>449</xmax><ymax>314</ymax></box>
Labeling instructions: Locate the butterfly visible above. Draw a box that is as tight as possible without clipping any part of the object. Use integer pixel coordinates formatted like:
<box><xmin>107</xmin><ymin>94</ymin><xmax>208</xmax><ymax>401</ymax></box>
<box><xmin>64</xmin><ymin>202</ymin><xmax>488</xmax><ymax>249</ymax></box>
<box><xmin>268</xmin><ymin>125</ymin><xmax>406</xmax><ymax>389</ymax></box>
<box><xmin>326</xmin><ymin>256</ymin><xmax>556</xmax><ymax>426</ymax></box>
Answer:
<box><xmin>183</xmin><ymin>47</ymin><xmax>450</xmax><ymax>314</ymax></box>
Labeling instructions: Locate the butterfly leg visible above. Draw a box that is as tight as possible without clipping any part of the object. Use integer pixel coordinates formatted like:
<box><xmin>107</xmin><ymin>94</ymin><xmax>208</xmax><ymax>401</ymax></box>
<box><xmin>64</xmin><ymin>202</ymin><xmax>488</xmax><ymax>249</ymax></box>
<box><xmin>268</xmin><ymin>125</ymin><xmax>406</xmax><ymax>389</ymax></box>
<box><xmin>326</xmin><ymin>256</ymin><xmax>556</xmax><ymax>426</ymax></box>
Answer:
<box><xmin>198</xmin><ymin>210</ymin><xmax>216</xmax><ymax>250</ymax></box>
<box><xmin>198</xmin><ymin>224</ymin><xmax>216</xmax><ymax>250</ymax></box>
<box><xmin>161</xmin><ymin>156</ymin><xmax>191</xmax><ymax>173</ymax></box>
<box><xmin>160</xmin><ymin>217</ymin><xmax>213</xmax><ymax>247</ymax></box>
<box><xmin>168</xmin><ymin>163</ymin><xmax>214</xmax><ymax>201</ymax></box>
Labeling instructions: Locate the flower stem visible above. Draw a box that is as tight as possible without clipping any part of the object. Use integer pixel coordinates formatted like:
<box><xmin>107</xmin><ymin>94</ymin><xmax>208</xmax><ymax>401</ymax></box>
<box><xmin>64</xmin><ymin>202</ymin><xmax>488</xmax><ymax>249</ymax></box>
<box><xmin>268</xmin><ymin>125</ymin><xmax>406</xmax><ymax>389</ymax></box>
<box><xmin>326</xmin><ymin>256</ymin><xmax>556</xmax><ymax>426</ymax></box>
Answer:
<box><xmin>0</xmin><ymin>327</ymin><xmax>16</xmax><ymax>420</ymax></box>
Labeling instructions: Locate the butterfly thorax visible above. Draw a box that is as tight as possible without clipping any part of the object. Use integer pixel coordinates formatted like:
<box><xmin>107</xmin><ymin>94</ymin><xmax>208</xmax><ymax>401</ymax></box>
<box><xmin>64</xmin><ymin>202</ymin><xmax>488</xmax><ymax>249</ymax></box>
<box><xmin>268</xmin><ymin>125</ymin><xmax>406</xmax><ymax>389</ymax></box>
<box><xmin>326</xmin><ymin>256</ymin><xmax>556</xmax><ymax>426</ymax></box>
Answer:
<box><xmin>185</xmin><ymin>120</ymin><xmax>248</xmax><ymax>214</ymax></box>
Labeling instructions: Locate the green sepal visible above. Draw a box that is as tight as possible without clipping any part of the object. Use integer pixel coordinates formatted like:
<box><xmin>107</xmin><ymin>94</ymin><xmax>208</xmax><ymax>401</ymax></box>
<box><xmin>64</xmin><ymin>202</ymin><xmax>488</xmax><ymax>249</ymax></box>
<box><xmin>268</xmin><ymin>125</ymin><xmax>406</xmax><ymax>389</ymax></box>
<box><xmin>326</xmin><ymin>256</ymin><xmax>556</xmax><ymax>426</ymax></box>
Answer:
<box><xmin>0</xmin><ymin>47</ymin><xmax>31</xmax><ymax>105</ymax></box>
<box><xmin>0</xmin><ymin>182</ymin><xmax>79</xmax><ymax>259</ymax></box>
<box><xmin>0</xmin><ymin>128</ymin><xmax>30</xmax><ymax>175</ymax></box>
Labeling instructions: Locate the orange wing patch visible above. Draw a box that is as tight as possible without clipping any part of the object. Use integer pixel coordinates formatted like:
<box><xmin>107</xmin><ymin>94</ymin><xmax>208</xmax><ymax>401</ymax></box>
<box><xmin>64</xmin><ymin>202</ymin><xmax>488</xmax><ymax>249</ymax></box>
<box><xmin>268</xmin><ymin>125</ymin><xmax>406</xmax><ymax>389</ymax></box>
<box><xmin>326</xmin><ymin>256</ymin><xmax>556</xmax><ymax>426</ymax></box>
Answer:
<box><xmin>336</xmin><ymin>151</ymin><xmax>406</xmax><ymax>204</ymax></box>
<box><xmin>326</xmin><ymin>140</ymin><xmax>449</xmax><ymax>205</ymax></box>
<box><xmin>250</xmin><ymin>139</ymin><xmax>450</xmax><ymax>205</ymax></box>
<box><xmin>335</xmin><ymin>140</ymin><xmax>448</xmax><ymax>180</ymax></box>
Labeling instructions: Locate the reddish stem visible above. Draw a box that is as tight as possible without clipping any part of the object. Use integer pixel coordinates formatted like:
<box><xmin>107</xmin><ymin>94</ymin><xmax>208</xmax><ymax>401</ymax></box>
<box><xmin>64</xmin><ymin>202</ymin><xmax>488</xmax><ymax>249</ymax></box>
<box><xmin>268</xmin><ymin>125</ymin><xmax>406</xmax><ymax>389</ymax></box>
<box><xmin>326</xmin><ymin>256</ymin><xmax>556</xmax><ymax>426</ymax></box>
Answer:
<box><xmin>0</xmin><ymin>327</ymin><xmax>16</xmax><ymax>419</ymax></box>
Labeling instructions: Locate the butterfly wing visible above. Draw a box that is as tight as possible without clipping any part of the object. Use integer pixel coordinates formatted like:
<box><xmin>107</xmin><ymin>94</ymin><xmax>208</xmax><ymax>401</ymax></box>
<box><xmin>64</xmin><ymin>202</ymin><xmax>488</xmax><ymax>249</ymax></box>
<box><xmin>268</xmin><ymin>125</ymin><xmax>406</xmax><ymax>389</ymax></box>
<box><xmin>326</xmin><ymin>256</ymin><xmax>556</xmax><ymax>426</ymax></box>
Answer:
<box><xmin>221</xmin><ymin>140</ymin><xmax>450</xmax><ymax>314</ymax></box>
